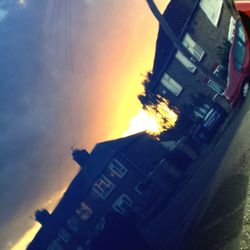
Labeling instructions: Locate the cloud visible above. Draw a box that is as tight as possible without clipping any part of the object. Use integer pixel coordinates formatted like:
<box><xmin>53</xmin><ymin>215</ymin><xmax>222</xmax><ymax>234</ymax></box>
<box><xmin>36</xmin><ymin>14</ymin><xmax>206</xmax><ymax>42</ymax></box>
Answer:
<box><xmin>0</xmin><ymin>0</ymin><xmax>164</xmax><ymax>248</ymax></box>
<box><xmin>0</xmin><ymin>8</ymin><xmax>8</xmax><ymax>22</ymax></box>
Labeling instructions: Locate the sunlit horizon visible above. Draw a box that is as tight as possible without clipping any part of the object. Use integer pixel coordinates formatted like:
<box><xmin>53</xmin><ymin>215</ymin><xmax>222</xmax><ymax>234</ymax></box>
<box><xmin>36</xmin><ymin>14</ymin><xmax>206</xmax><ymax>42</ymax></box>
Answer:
<box><xmin>124</xmin><ymin>98</ymin><xmax>179</xmax><ymax>138</ymax></box>
<box><xmin>7</xmin><ymin>0</ymin><xmax>171</xmax><ymax>249</ymax></box>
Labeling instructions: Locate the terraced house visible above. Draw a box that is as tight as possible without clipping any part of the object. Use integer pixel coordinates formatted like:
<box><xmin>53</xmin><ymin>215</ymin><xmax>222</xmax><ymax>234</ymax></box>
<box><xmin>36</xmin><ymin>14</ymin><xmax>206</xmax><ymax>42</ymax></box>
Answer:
<box><xmin>148</xmin><ymin>0</ymin><xmax>236</xmax><ymax>113</ymax></box>
<box><xmin>27</xmin><ymin>133</ymin><xmax>191</xmax><ymax>250</ymax></box>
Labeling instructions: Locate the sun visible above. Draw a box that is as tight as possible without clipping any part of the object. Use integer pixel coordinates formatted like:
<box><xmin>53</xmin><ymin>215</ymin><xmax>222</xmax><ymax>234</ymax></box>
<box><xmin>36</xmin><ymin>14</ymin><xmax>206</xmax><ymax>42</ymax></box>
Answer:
<box><xmin>18</xmin><ymin>0</ymin><xmax>25</xmax><ymax>6</ymax></box>
<box><xmin>123</xmin><ymin>109</ymin><xmax>160</xmax><ymax>136</ymax></box>
<box><xmin>124</xmin><ymin>100</ymin><xmax>178</xmax><ymax>138</ymax></box>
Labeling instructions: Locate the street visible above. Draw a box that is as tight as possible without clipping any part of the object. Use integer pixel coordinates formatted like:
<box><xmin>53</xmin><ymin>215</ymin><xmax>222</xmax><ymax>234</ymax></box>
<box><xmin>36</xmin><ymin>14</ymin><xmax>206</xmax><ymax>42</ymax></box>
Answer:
<box><xmin>141</xmin><ymin>94</ymin><xmax>250</xmax><ymax>250</ymax></box>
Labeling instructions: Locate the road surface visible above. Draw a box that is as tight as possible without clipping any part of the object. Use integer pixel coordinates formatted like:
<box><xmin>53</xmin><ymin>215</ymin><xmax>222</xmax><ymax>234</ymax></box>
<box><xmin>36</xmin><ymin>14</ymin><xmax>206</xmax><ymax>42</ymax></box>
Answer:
<box><xmin>141</xmin><ymin>94</ymin><xmax>250</xmax><ymax>250</ymax></box>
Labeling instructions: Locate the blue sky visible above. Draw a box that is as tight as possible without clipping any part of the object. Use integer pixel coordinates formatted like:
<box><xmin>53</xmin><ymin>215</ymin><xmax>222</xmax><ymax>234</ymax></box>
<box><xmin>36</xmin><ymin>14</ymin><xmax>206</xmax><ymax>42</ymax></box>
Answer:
<box><xmin>0</xmin><ymin>0</ymin><xmax>167</xmax><ymax>249</ymax></box>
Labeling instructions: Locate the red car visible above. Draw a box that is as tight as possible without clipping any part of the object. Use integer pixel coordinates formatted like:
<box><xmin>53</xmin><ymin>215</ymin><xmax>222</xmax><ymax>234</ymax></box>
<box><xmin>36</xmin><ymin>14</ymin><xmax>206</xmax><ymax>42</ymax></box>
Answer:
<box><xmin>224</xmin><ymin>17</ymin><xmax>250</xmax><ymax>106</ymax></box>
<box><xmin>235</xmin><ymin>0</ymin><xmax>250</xmax><ymax>17</ymax></box>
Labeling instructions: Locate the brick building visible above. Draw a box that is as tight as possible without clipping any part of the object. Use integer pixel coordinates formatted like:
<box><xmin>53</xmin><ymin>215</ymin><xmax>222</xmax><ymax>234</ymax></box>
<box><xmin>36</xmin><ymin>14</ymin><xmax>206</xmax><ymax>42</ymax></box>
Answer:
<box><xmin>150</xmin><ymin>0</ymin><xmax>236</xmax><ymax>111</ymax></box>
<box><xmin>27</xmin><ymin>133</ymin><xmax>191</xmax><ymax>250</ymax></box>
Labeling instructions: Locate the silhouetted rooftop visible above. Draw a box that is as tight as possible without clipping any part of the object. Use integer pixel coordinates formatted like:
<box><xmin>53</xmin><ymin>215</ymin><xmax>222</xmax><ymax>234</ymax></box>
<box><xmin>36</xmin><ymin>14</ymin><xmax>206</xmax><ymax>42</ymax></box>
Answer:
<box><xmin>27</xmin><ymin>132</ymin><xmax>149</xmax><ymax>250</ymax></box>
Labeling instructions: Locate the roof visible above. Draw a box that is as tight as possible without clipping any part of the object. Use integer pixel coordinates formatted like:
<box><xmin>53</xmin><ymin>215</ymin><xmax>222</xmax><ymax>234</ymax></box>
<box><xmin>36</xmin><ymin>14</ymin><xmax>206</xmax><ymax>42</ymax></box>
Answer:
<box><xmin>27</xmin><ymin>133</ymin><xmax>148</xmax><ymax>250</ymax></box>
<box><xmin>152</xmin><ymin>0</ymin><xmax>200</xmax><ymax>82</ymax></box>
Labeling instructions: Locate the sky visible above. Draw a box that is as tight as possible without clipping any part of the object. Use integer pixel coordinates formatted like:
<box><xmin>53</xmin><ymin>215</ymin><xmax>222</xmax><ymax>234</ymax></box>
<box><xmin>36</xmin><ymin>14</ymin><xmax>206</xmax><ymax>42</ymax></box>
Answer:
<box><xmin>0</xmin><ymin>0</ymin><xmax>169</xmax><ymax>249</ymax></box>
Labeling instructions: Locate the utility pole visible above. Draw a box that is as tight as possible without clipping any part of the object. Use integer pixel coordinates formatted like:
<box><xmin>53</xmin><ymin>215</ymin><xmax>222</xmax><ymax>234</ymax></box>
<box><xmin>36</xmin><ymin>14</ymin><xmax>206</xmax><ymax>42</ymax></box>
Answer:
<box><xmin>146</xmin><ymin>0</ymin><xmax>227</xmax><ymax>86</ymax></box>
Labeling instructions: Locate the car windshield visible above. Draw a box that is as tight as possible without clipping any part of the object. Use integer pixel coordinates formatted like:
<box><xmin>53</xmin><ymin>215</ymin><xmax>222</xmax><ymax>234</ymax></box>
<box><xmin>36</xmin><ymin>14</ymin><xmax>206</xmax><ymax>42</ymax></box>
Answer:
<box><xmin>233</xmin><ymin>21</ymin><xmax>246</xmax><ymax>70</ymax></box>
<box><xmin>237</xmin><ymin>21</ymin><xmax>246</xmax><ymax>42</ymax></box>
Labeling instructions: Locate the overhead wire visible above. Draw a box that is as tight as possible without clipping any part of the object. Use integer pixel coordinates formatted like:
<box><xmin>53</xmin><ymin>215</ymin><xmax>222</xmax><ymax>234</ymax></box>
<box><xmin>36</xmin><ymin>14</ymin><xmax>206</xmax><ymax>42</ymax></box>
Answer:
<box><xmin>27</xmin><ymin>0</ymin><xmax>50</xmax><ymax>217</ymax></box>
<box><xmin>68</xmin><ymin>0</ymin><xmax>84</xmax><ymax>148</ymax></box>
<box><xmin>44</xmin><ymin>0</ymin><xmax>60</xmax><ymax>200</ymax></box>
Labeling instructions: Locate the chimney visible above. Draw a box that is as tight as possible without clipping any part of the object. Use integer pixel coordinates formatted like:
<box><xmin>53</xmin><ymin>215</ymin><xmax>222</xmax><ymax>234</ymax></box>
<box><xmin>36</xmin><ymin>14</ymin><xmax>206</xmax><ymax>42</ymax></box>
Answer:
<box><xmin>72</xmin><ymin>148</ymin><xmax>89</xmax><ymax>167</ymax></box>
<box><xmin>35</xmin><ymin>209</ymin><xmax>50</xmax><ymax>225</ymax></box>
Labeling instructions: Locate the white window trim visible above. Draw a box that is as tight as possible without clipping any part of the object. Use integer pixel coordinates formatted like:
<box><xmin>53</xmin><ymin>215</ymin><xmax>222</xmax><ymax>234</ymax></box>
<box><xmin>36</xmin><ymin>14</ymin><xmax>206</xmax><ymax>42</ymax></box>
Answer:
<box><xmin>76</xmin><ymin>202</ymin><xmax>93</xmax><ymax>221</ymax></box>
<box><xmin>182</xmin><ymin>34</ymin><xmax>205</xmax><ymax>61</ymax></box>
<box><xmin>112</xmin><ymin>194</ymin><xmax>133</xmax><ymax>215</ymax></box>
<box><xmin>199</xmin><ymin>0</ymin><xmax>223</xmax><ymax>27</ymax></box>
<box><xmin>161</xmin><ymin>73</ymin><xmax>183</xmax><ymax>96</ymax></box>
<box><xmin>108</xmin><ymin>159</ymin><xmax>128</xmax><ymax>178</ymax></box>
<box><xmin>175</xmin><ymin>50</ymin><xmax>197</xmax><ymax>73</ymax></box>
<box><xmin>228</xmin><ymin>16</ymin><xmax>236</xmax><ymax>43</ymax></box>
<box><xmin>93</xmin><ymin>175</ymin><xmax>115</xmax><ymax>200</ymax></box>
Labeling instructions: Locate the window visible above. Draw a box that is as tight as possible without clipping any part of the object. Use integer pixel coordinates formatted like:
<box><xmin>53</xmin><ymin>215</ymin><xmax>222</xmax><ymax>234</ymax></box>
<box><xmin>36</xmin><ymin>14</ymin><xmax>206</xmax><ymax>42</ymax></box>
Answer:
<box><xmin>112</xmin><ymin>194</ymin><xmax>133</xmax><ymax>215</ymax></box>
<box><xmin>76</xmin><ymin>202</ymin><xmax>93</xmax><ymax>221</ymax></box>
<box><xmin>161</xmin><ymin>73</ymin><xmax>183</xmax><ymax>96</ymax></box>
<box><xmin>207</xmin><ymin>80</ymin><xmax>224</xmax><ymax>94</ymax></box>
<box><xmin>67</xmin><ymin>215</ymin><xmax>80</xmax><ymax>232</ymax></box>
<box><xmin>199</xmin><ymin>0</ymin><xmax>223</xmax><ymax>27</ymax></box>
<box><xmin>57</xmin><ymin>228</ymin><xmax>71</xmax><ymax>244</ymax></box>
<box><xmin>175</xmin><ymin>51</ymin><xmax>197</xmax><ymax>73</ymax></box>
<box><xmin>47</xmin><ymin>240</ymin><xmax>63</xmax><ymax>250</ymax></box>
<box><xmin>233</xmin><ymin>21</ymin><xmax>246</xmax><ymax>71</ymax></box>
<box><xmin>233</xmin><ymin>38</ymin><xmax>246</xmax><ymax>70</ymax></box>
<box><xmin>93</xmin><ymin>175</ymin><xmax>115</xmax><ymax>199</ymax></box>
<box><xmin>182</xmin><ymin>34</ymin><xmax>205</xmax><ymax>61</ymax></box>
<box><xmin>135</xmin><ymin>180</ymin><xmax>151</xmax><ymax>195</ymax></box>
<box><xmin>233</xmin><ymin>21</ymin><xmax>247</xmax><ymax>70</ymax></box>
<box><xmin>228</xmin><ymin>16</ymin><xmax>236</xmax><ymax>43</ymax></box>
<box><xmin>108</xmin><ymin>159</ymin><xmax>128</xmax><ymax>178</ymax></box>
<box><xmin>237</xmin><ymin>21</ymin><xmax>246</xmax><ymax>43</ymax></box>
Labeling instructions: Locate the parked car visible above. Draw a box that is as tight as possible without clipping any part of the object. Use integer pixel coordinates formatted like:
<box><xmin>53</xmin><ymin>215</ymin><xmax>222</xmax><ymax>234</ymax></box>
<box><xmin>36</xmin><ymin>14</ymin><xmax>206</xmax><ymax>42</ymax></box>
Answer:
<box><xmin>235</xmin><ymin>0</ymin><xmax>250</xmax><ymax>17</ymax></box>
<box><xmin>224</xmin><ymin>17</ymin><xmax>250</xmax><ymax>106</ymax></box>
<box><xmin>187</xmin><ymin>103</ymin><xmax>228</xmax><ymax>147</ymax></box>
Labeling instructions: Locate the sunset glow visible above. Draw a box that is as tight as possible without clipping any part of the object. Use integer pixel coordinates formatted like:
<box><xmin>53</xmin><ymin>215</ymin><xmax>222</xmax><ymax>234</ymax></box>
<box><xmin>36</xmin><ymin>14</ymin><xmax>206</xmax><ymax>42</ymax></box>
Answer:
<box><xmin>123</xmin><ymin>109</ymin><xmax>160</xmax><ymax>136</ymax></box>
<box><xmin>124</xmin><ymin>98</ymin><xmax>179</xmax><ymax>138</ymax></box>
<box><xmin>6</xmin><ymin>1</ymin><xmax>172</xmax><ymax>249</ymax></box>
<box><xmin>10</xmin><ymin>224</ymin><xmax>40</xmax><ymax>250</ymax></box>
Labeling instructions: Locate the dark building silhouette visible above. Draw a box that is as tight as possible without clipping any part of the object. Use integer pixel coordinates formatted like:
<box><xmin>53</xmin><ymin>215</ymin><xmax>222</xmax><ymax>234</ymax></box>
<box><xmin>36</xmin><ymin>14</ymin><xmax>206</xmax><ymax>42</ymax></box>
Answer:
<box><xmin>27</xmin><ymin>133</ymin><xmax>191</xmax><ymax>250</ymax></box>
<box><xmin>72</xmin><ymin>149</ymin><xmax>89</xmax><ymax>168</ymax></box>
<box><xmin>35</xmin><ymin>209</ymin><xmax>51</xmax><ymax>226</ymax></box>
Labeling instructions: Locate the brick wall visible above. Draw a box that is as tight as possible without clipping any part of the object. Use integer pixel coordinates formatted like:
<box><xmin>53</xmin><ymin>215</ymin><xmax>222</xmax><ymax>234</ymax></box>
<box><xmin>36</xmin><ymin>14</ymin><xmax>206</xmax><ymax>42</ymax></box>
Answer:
<box><xmin>156</xmin><ymin>3</ymin><xmax>234</xmax><ymax>108</ymax></box>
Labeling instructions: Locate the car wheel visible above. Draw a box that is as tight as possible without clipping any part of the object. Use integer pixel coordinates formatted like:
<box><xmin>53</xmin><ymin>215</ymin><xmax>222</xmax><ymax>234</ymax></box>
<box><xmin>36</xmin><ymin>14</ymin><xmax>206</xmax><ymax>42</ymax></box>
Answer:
<box><xmin>242</xmin><ymin>81</ymin><xmax>250</xmax><ymax>98</ymax></box>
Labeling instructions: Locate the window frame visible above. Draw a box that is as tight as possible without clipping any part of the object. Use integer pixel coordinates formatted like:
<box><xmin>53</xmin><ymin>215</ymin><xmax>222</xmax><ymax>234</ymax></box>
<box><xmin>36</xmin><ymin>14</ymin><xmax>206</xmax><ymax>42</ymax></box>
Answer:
<box><xmin>112</xmin><ymin>194</ymin><xmax>133</xmax><ymax>215</ymax></box>
<box><xmin>233</xmin><ymin>22</ymin><xmax>247</xmax><ymax>71</ymax></box>
<box><xmin>161</xmin><ymin>73</ymin><xmax>183</xmax><ymax>96</ymax></box>
<box><xmin>76</xmin><ymin>202</ymin><xmax>93</xmax><ymax>221</ymax></box>
<box><xmin>93</xmin><ymin>175</ymin><xmax>115</xmax><ymax>200</ymax></box>
<box><xmin>175</xmin><ymin>50</ymin><xmax>197</xmax><ymax>73</ymax></box>
<box><xmin>134</xmin><ymin>180</ymin><xmax>152</xmax><ymax>195</ymax></box>
<box><xmin>108</xmin><ymin>159</ymin><xmax>128</xmax><ymax>178</ymax></box>
<box><xmin>182</xmin><ymin>34</ymin><xmax>205</xmax><ymax>62</ymax></box>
